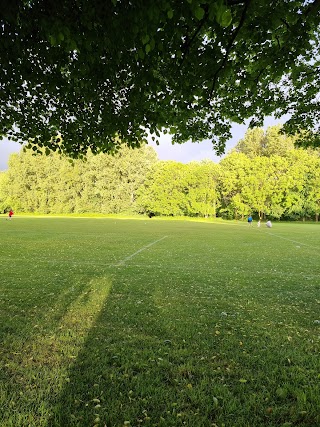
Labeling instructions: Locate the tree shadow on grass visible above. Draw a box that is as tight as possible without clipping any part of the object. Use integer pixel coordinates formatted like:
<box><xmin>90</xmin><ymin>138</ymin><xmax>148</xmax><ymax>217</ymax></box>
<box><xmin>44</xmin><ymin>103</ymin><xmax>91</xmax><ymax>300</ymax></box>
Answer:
<box><xmin>46</xmin><ymin>272</ymin><xmax>180</xmax><ymax>427</ymax></box>
<box><xmin>46</xmin><ymin>267</ymin><xmax>238</xmax><ymax>427</ymax></box>
<box><xmin>49</xmin><ymin>265</ymin><xmax>320</xmax><ymax>427</ymax></box>
<box><xmin>0</xmin><ymin>275</ymin><xmax>112</xmax><ymax>427</ymax></box>
<box><xmin>3</xmin><ymin>263</ymin><xmax>319</xmax><ymax>427</ymax></box>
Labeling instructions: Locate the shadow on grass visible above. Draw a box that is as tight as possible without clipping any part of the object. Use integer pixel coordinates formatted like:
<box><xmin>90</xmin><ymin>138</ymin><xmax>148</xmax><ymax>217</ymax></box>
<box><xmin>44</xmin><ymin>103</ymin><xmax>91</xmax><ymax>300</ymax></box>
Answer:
<box><xmin>46</xmin><ymin>266</ymin><xmax>320</xmax><ymax>427</ymax></box>
<box><xmin>46</xmin><ymin>273</ymin><xmax>180</xmax><ymax>427</ymax></box>
<box><xmin>2</xmin><ymin>264</ymin><xmax>319</xmax><ymax>427</ymax></box>
<box><xmin>0</xmin><ymin>275</ymin><xmax>112</xmax><ymax>427</ymax></box>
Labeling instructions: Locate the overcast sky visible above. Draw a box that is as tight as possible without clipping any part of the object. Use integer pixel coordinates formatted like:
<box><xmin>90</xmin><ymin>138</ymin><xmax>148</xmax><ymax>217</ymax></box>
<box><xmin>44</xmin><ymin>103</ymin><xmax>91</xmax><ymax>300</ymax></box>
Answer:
<box><xmin>0</xmin><ymin>117</ymin><xmax>284</xmax><ymax>171</ymax></box>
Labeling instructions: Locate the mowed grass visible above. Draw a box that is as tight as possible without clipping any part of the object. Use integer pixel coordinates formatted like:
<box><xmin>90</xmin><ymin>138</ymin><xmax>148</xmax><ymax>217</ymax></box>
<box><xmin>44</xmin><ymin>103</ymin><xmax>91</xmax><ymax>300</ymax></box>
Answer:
<box><xmin>0</xmin><ymin>217</ymin><xmax>319</xmax><ymax>427</ymax></box>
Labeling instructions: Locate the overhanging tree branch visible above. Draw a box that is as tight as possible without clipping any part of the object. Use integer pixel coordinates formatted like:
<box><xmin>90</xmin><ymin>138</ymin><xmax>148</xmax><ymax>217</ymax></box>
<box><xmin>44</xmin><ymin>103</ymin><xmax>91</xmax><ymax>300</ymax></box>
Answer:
<box><xmin>208</xmin><ymin>0</ymin><xmax>251</xmax><ymax>98</ymax></box>
<box><xmin>0</xmin><ymin>0</ymin><xmax>319</xmax><ymax>156</ymax></box>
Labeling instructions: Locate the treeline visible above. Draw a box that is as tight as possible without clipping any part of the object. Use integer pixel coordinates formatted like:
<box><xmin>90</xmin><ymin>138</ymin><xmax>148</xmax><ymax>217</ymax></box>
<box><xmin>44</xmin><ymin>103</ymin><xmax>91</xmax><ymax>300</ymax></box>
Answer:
<box><xmin>1</xmin><ymin>126</ymin><xmax>320</xmax><ymax>220</ymax></box>
<box><xmin>0</xmin><ymin>145</ymin><xmax>157</xmax><ymax>214</ymax></box>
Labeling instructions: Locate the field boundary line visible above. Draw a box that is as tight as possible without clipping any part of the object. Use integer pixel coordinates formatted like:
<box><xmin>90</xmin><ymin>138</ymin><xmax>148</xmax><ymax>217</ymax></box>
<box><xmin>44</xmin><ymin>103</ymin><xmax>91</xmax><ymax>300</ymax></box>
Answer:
<box><xmin>114</xmin><ymin>236</ymin><xmax>168</xmax><ymax>267</ymax></box>
<box><xmin>266</xmin><ymin>231</ymin><xmax>319</xmax><ymax>250</ymax></box>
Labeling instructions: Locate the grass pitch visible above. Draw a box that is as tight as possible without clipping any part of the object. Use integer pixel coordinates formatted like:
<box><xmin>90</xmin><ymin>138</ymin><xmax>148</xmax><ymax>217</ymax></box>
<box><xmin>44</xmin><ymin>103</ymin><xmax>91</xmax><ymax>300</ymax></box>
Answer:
<box><xmin>0</xmin><ymin>217</ymin><xmax>319</xmax><ymax>427</ymax></box>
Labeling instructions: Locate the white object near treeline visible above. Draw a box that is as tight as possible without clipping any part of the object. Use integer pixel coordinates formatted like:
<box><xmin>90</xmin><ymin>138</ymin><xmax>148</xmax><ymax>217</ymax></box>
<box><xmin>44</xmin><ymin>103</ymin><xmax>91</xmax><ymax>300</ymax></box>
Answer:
<box><xmin>266</xmin><ymin>220</ymin><xmax>272</xmax><ymax>228</ymax></box>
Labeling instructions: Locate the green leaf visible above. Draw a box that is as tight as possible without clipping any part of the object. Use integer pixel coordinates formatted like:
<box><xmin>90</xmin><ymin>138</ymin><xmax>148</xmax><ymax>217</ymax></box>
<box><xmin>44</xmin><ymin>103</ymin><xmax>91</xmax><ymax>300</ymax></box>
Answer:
<box><xmin>215</xmin><ymin>2</ymin><xmax>232</xmax><ymax>27</ymax></box>
<box><xmin>48</xmin><ymin>35</ymin><xmax>56</xmax><ymax>46</ymax></box>
<box><xmin>138</xmin><ymin>49</ymin><xmax>145</xmax><ymax>59</ymax></box>
<box><xmin>167</xmin><ymin>9</ymin><xmax>173</xmax><ymax>19</ymax></box>
<box><xmin>142</xmin><ymin>34</ymin><xmax>150</xmax><ymax>45</ymax></box>
<box><xmin>69</xmin><ymin>39</ymin><xmax>78</xmax><ymax>51</ymax></box>
<box><xmin>194</xmin><ymin>6</ymin><xmax>205</xmax><ymax>21</ymax></box>
<box><xmin>220</xmin><ymin>9</ymin><xmax>232</xmax><ymax>27</ymax></box>
<box><xmin>57</xmin><ymin>32</ymin><xmax>64</xmax><ymax>42</ymax></box>
<box><xmin>209</xmin><ymin>3</ymin><xmax>219</xmax><ymax>21</ymax></box>
<box><xmin>150</xmin><ymin>38</ymin><xmax>155</xmax><ymax>50</ymax></box>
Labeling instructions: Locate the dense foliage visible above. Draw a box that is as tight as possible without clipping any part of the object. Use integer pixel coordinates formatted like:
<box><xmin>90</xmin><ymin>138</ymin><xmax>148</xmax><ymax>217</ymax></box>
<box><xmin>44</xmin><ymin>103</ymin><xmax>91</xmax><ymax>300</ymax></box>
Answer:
<box><xmin>0</xmin><ymin>145</ymin><xmax>158</xmax><ymax>214</ymax></box>
<box><xmin>219</xmin><ymin>150</ymin><xmax>320</xmax><ymax>220</ymax></box>
<box><xmin>136</xmin><ymin>161</ymin><xmax>220</xmax><ymax>217</ymax></box>
<box><xmin>0</xmin><ymin>1</ymin><xmax>319</xmax><ymax>157</ymax></box>
<box><xmin>1</xmin><ymin>127</ymin><xmax>320</xmax><ymax>220</ymax></box>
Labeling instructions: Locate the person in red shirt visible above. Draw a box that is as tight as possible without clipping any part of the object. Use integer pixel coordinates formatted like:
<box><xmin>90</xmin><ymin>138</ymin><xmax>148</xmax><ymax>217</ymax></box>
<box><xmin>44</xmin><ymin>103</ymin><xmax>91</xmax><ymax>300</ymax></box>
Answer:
<box><xmin>8</xmin><ymin>209</ymin><xmax>14</xmax><ymax>220</ymax></box>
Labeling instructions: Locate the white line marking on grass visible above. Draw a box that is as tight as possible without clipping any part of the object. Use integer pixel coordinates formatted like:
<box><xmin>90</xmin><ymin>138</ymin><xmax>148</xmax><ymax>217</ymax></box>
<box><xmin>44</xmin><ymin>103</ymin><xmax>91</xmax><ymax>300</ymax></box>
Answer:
<box><xmin>114</xmin><ymin>236</ymin><xmax>168</xmax><ymax>267</ymax></box>
<box><xmin>266</xmin><ymin>231</ymin><xmax>320</xmax><ymax>250</ymax></box>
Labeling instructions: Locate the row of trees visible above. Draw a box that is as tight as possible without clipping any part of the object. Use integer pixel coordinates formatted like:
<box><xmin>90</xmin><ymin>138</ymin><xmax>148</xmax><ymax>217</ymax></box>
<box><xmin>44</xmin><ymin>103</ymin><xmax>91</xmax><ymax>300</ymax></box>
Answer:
<box><xmin>1</xmin><ymin>127</ymin><xmax>320</xmax><ymax>220</ymax></box>
<box><xmin>219</xmin><ymin>150</ymin><xmax>320</xmax><ymax>220</ymax></box>
<box><xmin>0</xmin><ymin>145</ymin><xmax>157</xmax><ymax>214</ymax></box>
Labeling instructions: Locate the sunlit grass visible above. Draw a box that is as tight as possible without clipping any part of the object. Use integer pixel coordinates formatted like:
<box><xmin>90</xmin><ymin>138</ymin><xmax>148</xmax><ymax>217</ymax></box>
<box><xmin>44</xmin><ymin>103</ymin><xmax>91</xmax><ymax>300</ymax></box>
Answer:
<box><xmin>0</xmin><ymin>218</ymin><xmax>319</xmax><ymax>426</ymax></box>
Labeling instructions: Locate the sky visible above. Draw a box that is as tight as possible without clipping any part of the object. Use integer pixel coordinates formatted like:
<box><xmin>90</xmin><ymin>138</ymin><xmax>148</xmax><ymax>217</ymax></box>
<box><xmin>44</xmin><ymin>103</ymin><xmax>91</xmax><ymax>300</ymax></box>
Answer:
<box><xmin>147</xmin><ymin>122</ymin><xmax>249</xmax><ymax>164</ymax></box>
<box><xmin>0</xmin><ymin>116</ymin><xmax>284</xmax><ymax>171</ymax></box>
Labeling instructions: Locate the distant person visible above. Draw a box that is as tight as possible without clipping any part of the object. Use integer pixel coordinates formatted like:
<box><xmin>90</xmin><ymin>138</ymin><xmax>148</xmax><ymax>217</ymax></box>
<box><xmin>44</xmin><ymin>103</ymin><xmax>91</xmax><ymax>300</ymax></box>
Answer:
<box><xmin>247</xmin><ymin>215</ymin><xmax>253</xmax><ymax>226</ymax></box>
<box><xmin>8</xmin><ymin>209</ymin><xmax>14</xmax><ymax>220</ymax></box>
<box><xmin>257</xmin><ymin>219</ymin><xmax>261</xmax><ymax>227</ymax></box>
<box><xmin>266</xmin><ymin>220</ymin><xmax>272</xmax><ymax>228</ymax></box>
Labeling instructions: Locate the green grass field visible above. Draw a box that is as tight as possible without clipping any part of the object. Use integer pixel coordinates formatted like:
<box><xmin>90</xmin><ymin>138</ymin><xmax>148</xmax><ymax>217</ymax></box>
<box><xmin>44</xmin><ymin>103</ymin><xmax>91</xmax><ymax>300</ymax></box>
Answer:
<box><xmin>0</xmin><ymin>217</ymin><xmax>319</xmax><ymax>427</ymax></box>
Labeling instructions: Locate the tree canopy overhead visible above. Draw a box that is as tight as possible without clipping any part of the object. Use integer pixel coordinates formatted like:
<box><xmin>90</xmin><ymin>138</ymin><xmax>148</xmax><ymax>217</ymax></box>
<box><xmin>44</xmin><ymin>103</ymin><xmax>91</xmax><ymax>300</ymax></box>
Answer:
<box><xmin>0</xmin><ymin>0</ymin><xmax>319</xmax><ymax>157</ymax></box>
